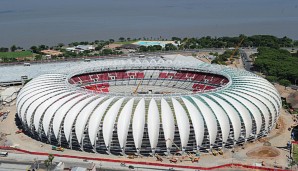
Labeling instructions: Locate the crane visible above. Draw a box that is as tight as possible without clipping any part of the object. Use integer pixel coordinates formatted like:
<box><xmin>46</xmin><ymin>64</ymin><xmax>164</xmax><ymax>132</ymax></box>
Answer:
<box><xmin>133</xmin><ymin>80</ymin><xmax>143</xmax><ymax>94</ymax></box>
<box><xmin>229</xmin><ymin>38</ymin><xmax>244</xmax><ymax>64</ymax></box>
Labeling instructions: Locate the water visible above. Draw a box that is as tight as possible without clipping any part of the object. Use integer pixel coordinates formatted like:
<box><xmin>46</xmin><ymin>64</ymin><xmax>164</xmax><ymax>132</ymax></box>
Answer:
<box><xmin>136</xmin><ymin>41</ymin><xmax>175</xmax><ymax>47</ymax></box>
<box><xmin>0</xmin><ymin>0</ymin><xmax>298</xmax><ymax>48</ymax></box>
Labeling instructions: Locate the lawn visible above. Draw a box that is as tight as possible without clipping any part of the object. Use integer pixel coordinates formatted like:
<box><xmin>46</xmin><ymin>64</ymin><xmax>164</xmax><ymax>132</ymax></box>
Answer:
<box><xmin>293</xmin><ymin>143</ymin><xmax>298</xmax><ymax>162</ymax></box>
<box><xmin>0</xmin><ymin>51</ymin><xmax>33</xmax><ymax>58</ymax></box>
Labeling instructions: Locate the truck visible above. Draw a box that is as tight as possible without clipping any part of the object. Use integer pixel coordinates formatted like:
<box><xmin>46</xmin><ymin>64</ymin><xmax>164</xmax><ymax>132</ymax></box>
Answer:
<box><xmin>0</xmin><ymin>151</ymin><xmax>8</xmax><ymax>157</ymax></box>
<box><xmin>52</xmin><ymin>145</ymin><xmax>64</xmax><ymax>152</ymax></box>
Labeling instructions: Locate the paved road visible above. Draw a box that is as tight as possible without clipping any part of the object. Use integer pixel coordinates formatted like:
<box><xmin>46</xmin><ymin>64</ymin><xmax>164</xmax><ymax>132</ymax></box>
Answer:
<box><xmin>239</xmin><ymin>50</ymin><xmax>254</xmax><ymax>71</ymax></box>
<box><xmin>1</xmin><ymin>152</ymin><xmax>192</xmax><ymax>171</ymax></box>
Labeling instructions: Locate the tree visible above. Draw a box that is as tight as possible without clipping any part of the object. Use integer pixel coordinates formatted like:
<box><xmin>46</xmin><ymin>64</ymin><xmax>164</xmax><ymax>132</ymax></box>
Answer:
<box><xmin>119</xmin><ymin>37</ymin><xmax>125</xmax><ymax>42</ymax></box>
<box><xmin>34</xmin><ymin>55</ymin><xmax>42</xmax><ymax>61</ymax></box>
<box><xmin>44</xmin><ymin>160</ymin><xmax>50</xmax><ymax>171</ymax></box>
<box><xmin>0</xmin><ymin>47</ymin><xmax>9</xmax><ymax>52</ymax></box>
<box><xmin>102</xmin><ymin>49</ymin><xmax>113</xmax><ymax>55</ymax></box>
<box><xmin>138</xmin><ymin>46</ymin><xmax>148</xmax><ymax>52</ymax></box>
<box><xmin>279</xmin><ymin>79</ymin><xmax>291</xmax><ymax>88</ymax></box>
<box><xmin>164</xmin><ymin>43</ymin><xmax>177</xmax><ymax>51</ymax></box>
<box><xmin>10</xmin><ymin>45</ymin><xmax>17</xmax><ymax>52</ymax></box>
<box><xmin>57</xmin><ymin>43</ymin><xmax>64</xmax><ymax>47</ymax></box>
<box><xmin>30</xmin><ymin>46</ymin><xmax>38</xmax><ymax>53</ymax></box>
<box><xmin>266</xmin><ymin>76</ymin><xmax>278</xmax><ymax>83</ymax></box>
<box><xmin>48</xmin><ymin>154</ymin><xmax>54</xmax><ymax>169</ymax></box>
<box><xmin>109</xmin><ymin>39</ymin><xmax>114</xmax><ymax>43</ymax></box>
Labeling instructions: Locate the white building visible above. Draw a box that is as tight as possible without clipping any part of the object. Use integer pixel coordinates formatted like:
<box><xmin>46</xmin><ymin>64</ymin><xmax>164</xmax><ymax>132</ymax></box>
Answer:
<box><xmin>66</xmin><ymin>45</ymin><xmax>95</xmax><ymax>53</ymax></box>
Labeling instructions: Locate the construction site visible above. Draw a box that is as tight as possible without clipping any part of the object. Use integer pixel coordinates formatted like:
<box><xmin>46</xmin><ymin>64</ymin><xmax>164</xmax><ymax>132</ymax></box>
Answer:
<box><xmin>0</xmin><ymin>53</ymin><xmax>296</xmax><ymax>170</ymax></box>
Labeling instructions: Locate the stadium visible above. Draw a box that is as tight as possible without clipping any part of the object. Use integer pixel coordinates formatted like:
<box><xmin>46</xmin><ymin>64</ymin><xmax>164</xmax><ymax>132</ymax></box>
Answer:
<box><xmin>16</xmin><ymin>57</ymin><xmax>281</xmax><ymax>156</ymax></box>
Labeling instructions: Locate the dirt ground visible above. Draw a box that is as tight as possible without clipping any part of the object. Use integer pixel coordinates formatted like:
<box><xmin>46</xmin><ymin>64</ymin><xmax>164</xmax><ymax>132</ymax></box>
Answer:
<box><xmin>246</xmin><ymin>146</ymin><xmax>280</xmax><ymax>158</ymax></box>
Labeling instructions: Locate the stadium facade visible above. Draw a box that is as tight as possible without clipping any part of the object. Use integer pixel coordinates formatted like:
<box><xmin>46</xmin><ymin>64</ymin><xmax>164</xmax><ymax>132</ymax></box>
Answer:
<box><xmin>16</xmin><ymin>58</ymin><xmax>281</xmax><ymax>155</ymax></box>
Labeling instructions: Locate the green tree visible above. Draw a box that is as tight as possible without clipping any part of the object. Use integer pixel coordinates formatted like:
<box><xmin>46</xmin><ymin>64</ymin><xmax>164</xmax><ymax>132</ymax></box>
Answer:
<box><xmin>279</xmin><ymin>79</ymin><xmax>291</xmax><ymax>87</ymax></box>
<box><xmin>0</xmin><ymin>47</ymin><xmax>9</xmax><ymax>52</ymax></box>
<box><xmin>102</xmin><ymin>49</ymin><xmax>113</xmax><ymax>55</ymax></box>
<box><xmin>30</xmin><ymin>46</ymin><xmax>38</xmax><ymax>53</ymax></box>
<box><xmin>44</xmin><ymin>160</ymin><xmax>50</xmax><ymax>171</ymax></box>
<box><xmin>10</xmin><ymin>45</ymin><xmax>17</xmax><ymax>52</ymax></box>
<box><xmin>139</xmin><ymin>46</ymin><xmax>148</xmax><ymax>52</ymax></box>
<box><xmin>119</xmin><ymin>37</ymin><xmax>125</xmax><ymax>42</ymax></box>
<box><xmin>48</xmin><ymin>154</ymin><xmax>54</xmax><ymax>169</ymax></box>
<box><xmin>34</xmin><ymin>55</ymin><xmax>42</xmax><ymax>61</ymax></box>
<box><xmin>109</xmin><ymin>39</ymin><xmax>114</xmax><ymax>43</ymax></box>
<box><xmin>266</xmin><ymin>76</ymin><xmax>278</xmax><ymax>83</ymax></box>
<box><xmin>164</xmin><ymin>43</ymin><xmax>177</xmax><ymax>51</ymax></box>
<box><xmin>57</xmin><ymin>43</ymin><xmax>64</xmax><ymax>47</ymax></box>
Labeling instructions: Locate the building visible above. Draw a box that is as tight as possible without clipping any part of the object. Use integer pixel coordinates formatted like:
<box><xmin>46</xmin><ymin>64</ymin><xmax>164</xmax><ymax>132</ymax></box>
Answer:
<box><xmin>66</xmin><ymin>45</ymin><xmax>95</xmax><ymax>53</ymax></box>
<box><xmin>16</xmin><ymin>58</ymin><xmax>281</xmax><ymax>156</ymax></box>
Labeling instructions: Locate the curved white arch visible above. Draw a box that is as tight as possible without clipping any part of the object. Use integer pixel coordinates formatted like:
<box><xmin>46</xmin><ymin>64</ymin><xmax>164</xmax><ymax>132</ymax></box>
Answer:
<box><xmin>52</xmin><ymin>94</ymin><xmax>88</xmax><ymax>138</ymax></box>
<box><xmin>132</xmin><ymin>98</ymin><xmax>146</xmax><ymax>150</ymax></box>
<box><xmin>21</xmin><ymin>89</ymin><xmax>64</xmax><ymax>125</ymax></box>
<box><xmin>117</xmin><ymin>98</ymin><xmax>134</xmax><ymax>149</ymax></box>
<box><xmin>181</xmin><ymin>97</ymin><xmax>204</xmax><ymax>147</ymax></box>
<box><xmin>43</xmin><ymin>93</ymin><xmax>80</xmax><ymax>136</ymax></box>
<box><xmin>223</xmin><ymin>91</ymin><xmax>262</xmax><ymax>135</ymax></box>
<box><xmin>161</xmin><ymin>98</ymin><xmax>175</xmax><ymax>149</ymax></box>
<box><xmin>191</xmin><ymin>96</ymin><xmax>218</xmax><ymax>145</ymax></box>
<box><xmin>102</xmin><ymin>98</ymin><xmax>125</xmax><ymax>148</ymax></box>
<box><xmin>147</xmin><ymin>98</ymin><xmax>160</xmax><ymax>149</ymax></box>
<box><xmin>207</xmin><ymin>95</ymin><xmax>241</xmax><ymax>141</ymax></box>
<box><xmin>26</xmin><ymin>90</ymin><xmax>67</xmax><ymax>128</ymax></box>
<box><xmin>64</xmin><ymin>96</ymin><xmax>96</xmax><ymax>142</ymax></box>
<box><xmin>200</xmin><ymin>96</ymin><xmax>230</xmax><ymax>144</ymax></box>
<box><xmin>75</xmin><ymin>96</ymin><xmax>105</xmax><ymax>144</ymax></box>
<box><xmin>171</xmin><ymin>98</ymin><xmax>190</xmax><ymax>148</ymax></box>
<box><xmin>233</xmin><ymin>89</ymin><xmax>270</xmax><ymax>131</ymax></box>
<box><xmin>217</xmin><ymin>93</ymin><xmax>252</xmax><ymax>139</ymax></box>
<box><xmin>33</xmin><ymin>92</ymin><xmax>73</xmax><ymax>132</ymax></box>
<box><xmin>88</xmin><ymin>97</ymin><xmax>114</xmax><ymax>146</ymax></box>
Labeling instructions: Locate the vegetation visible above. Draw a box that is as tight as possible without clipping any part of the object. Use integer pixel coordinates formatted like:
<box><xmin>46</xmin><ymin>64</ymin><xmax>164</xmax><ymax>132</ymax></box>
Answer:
<box><xmin>175</xmin><ymin>35</ymin><xmax>295</xmax><ymax>49</ymax></box>
<box><xmin>44</xmin><ymin>154</ymin><xmax>54</xmax><ymax>171</ymax></box>
<box><xmin>254</xmin><ymin>47</ymin><xmax>298</xmax><ymax>85</ymax></box>
<box><xmin>0</xmin><ymin>51</ymin><xmax>33</xmax><ymax>62</ymax></box>
<box><xmin>1</xmin><ymin>34</ymin><xmax>297</xmax><ymax>65</ymax></box>
<box><xmin>293</xmin><ymin>144</ymin><xmax>298</xmax><ymax>162</ymax></box>
<box><xmin>212</xmin><ymin>50</ymin><xmax>238</xmax><ymax>65</ymax></box>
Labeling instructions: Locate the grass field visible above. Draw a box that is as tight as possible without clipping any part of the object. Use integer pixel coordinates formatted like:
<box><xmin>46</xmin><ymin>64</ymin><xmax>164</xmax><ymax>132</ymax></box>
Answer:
<box><xmin>293</xmin><ymin>144</ymin><xmax>298</xmax><ymax>162</ymax></box>
<box><xmin>0</xmin><ymin>51</ymin><xmax>33</xmax><ymax>58</ymax></box>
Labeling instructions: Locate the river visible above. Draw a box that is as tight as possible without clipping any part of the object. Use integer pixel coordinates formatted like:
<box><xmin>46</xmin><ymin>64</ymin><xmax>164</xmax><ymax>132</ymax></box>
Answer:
<box><xmin>0</xmin><ymin>0</ymin><xmax>298</xmax><ymax>48</ymax></box>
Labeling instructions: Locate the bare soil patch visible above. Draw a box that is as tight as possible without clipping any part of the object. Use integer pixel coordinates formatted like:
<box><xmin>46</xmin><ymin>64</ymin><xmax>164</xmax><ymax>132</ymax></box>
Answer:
<box><xmin>246</xmin><ymin>146</ymin><xmax>280</xmax><ymax>158</ymax></box>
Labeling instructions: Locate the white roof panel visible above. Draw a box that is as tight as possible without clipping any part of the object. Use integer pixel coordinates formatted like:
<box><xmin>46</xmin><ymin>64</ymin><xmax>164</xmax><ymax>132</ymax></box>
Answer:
<box><xmin>161</xmin><ymin>98</ymin><xmax>175</xmax><ymax>149</ymax></box>
<box><xmin>172</xmin><ymin>98</ymin><xmax>190</xmax><ymax>148</ymax></box>
<box><xmin>147</xmin><ymin>98</ymin><xmax>160</xmax><ymax>149</ymax></box>
<box><xmin>132</xmin><ymin>98</ymin><xmax>146</xmax><ymax>150</ymax></box>
<box><xmin>102</xmin><ymin>98</ymin><xmax>125</xmax><ymax>148</ymax></box>
<box><xmin>75</xmin><ymin>96</ymin><xmax>105</xmax><ymax>144</ymax></box>
<box><xmin>181</xmin><ymin>97</ymin><xmax>205</xmax><ymax>146</ymax></box>
<box><xmin>64</xmin><ymin>96</ymin><xmax>96</xmax><ymax>142</ymax></box>
<box><xmin>117</xmin><ymin>98</ymin><xmax>134</xmax><ymax>149</ymax></box>
<box><xmin>88</xmin><ymin>97</ymin><xmax>114</xmax><ymax>146</ymax></box>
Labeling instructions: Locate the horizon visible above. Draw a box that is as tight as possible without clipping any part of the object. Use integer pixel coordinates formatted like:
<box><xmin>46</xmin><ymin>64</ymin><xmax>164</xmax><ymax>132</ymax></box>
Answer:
<box><xmin>1</xmin><ymin>0</ymin><xmax>298</xmax><ymax>48</ymax></box>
